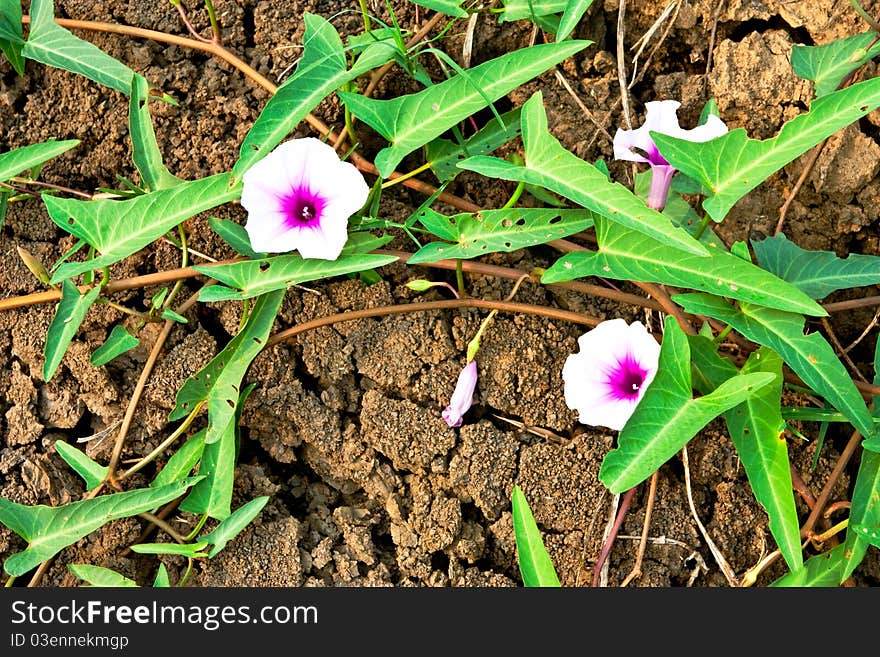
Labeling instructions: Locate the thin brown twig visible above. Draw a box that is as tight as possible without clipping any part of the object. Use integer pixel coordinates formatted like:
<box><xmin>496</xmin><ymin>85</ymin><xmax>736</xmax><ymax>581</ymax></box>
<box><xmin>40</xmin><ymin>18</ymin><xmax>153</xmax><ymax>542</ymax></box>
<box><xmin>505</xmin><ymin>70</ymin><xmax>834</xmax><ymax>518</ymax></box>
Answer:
<box><xmin>801</xmin><ymin>428</ymin><xmax>863</xmax><ymax>538</ymax></box>
<box><xmin>266</xmin><ymin>297</ymin><xmax>602</xmax><ymax>348</ymax></box>
<box><xmin>620</xmin><ymin>469</ymin><xmax>658</xmax><ymax>587</ymax></box>
<box><xmin>592</xmin><ymin>486</ymin><xmax>636</xmax><ymax>587</ymax></box>
<box><xmin>821</xmin><ymin>316</ymin><xmax>869</xmax><ymax>383</ymax></box>
<box><xmin>774</xmin><ymin>141</ymin><xmax>824</xmax><ymax>236</ymax></box>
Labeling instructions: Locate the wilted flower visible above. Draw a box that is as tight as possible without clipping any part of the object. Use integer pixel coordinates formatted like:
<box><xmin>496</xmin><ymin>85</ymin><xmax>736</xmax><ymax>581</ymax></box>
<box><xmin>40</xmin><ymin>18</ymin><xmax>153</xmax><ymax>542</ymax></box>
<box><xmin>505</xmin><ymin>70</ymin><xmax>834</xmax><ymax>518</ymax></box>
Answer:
<box><xmin>562</xmin><ymin>319</ymin><xmax>661</xmax><ymax>431</ymax></box>
<box><xmin>613</xmin><ymin>100</ymin><xmax>727</xmax><ymax>211</ymax></box>
<box><xmin>240</xmin><ymin>137</ymin><xmax>370</xmax><ymax>260</ymax></box>
<box><xmin>442</xmin><ymin>360</ymin><xmax>478</xmax><ymax>428</ymax></box>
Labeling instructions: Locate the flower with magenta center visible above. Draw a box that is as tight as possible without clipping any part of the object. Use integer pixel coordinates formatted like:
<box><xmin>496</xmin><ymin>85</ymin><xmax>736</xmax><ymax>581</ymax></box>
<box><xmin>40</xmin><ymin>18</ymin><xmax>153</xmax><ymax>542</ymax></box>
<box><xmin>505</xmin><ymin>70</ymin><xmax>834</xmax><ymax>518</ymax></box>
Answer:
<box><xmin>442</xmin><ymin>360</ymin><xmax>478</xmax><ymax>428</ymax></box>
<box><xmin>240</xmin><ymin>137</ymin><xmax>370</xmax><ymax>260</ymax></box>
<box><xmin>562</xmin><ymin>319</ymin><xmax>661</xmax><ymax>431</ymax></box>
<box><xmin>613</xmin><ymin>100</ymin><xmax>727</xmax><ymax>211</ymax></box>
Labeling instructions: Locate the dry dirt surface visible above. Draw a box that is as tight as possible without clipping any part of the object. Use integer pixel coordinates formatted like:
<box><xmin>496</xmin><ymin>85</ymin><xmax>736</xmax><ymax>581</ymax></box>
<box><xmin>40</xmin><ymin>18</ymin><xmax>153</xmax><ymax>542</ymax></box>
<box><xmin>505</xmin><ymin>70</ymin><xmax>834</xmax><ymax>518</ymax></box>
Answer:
<box><xmin>1</xmin><ymin>0</ymin><xmax>879</xmax><ymax>588</ymax></box>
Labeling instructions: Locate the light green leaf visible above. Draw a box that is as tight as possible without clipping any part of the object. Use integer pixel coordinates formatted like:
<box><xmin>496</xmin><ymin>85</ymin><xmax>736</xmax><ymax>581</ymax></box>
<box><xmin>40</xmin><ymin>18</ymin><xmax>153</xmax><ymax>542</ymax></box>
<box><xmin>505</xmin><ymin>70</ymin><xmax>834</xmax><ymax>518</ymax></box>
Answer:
<box><xmin>130</xmin><ymin>542</ymin><xmax>209</xmax><ymax>557</ymax></box>
<box><xmin>233</xmin><ymin>14</ymin><xmax>396</xmax><ymax>180</ymax></box>
<box><xmin>599</xmin><ymin>317</ymin><xmax>777</xmax><ymax>493</ymax></box>
<box><xmin>68</xmin><ymin>564</ymin><xmax>138</xmax><ymax>587</ymax></box>
<box><xmin>839</xmin><ymin>335</ymin><xmax>880</xmax><ymax>580</ymax></box>
<box><xmin>460</xmin><ymin>93</ymin><xmax>708</xmax><ymax>256</ymax></box>
<box><xmin>150</xmin><ymin>429</ymin><xmax>207</xmax><ymax>489</ymax></box>
<box><xmin>199</xmin><ymin>496</ymin><xmax>269</xmax><ymax>558</ymax></box>
<box><xmin>53</xmin><ymin>441</ymin><xmax>107</xmax><ymax>492</ymax></box>
<box><xmin>791</xmin><ymin>30</ymin><xmax>880</xmax><ymax>97</ymax></box>
<box><xmin>851</xmin><ymin>523</ymin><xmax>880</xmax><ymax>548</ymax></box>
<box><xmin>410</xmin><ymin>0</ymin><xmax>468</xmax><ymax>17</ymax></box>
<box><xmin>556</xmin><ymin>0</ymin><xmax>595</xmax><ymax>41</ymax></box>
<box><xmin>160</xmin><ymin>308</ymin><xmax>188</xmax><ymax>324</ymax></box>
<box><xmin>751</xmin><ymin>233</ymin><xmax>880</xmax><ymax>300</ymax></box>
<box><xmin>43</xmin><ymin>279</ymin><xmax>102</xmax><ymax>381</ymax></box>
<box><xmin>90</xmin><ymin>324</ymin><xmax>139</xmax><ymax>367</ymax></box>
<box><xmin>340</xmin><ymin>41</ymin><xmax>591</xmax><ymax>178</ymax></box>
<box><xmin>426</xmin><ymin>107</ymin><xmax>522</xmax><ymax>182</ymax></box>
<box><xmin>511</xmin><ymin>486</ymin><xmax>560</xmax><ymax>587</ymax></box>
<box><xmin>688</xmin><ymin>339</ymin><xmax>802</xmax><ymax>573</ymax></box>
<box><xmin>0</xmin><ymin>478</ymin><xmax>199</xmax><ymax>576</ymax></box>
<box><xmin>129</xmin><ymin>74</ymin><xmax>181</xmax><ymax>191</ymax></box>
<box><xmin>652</xmin><ymin>76</ymin><xmax>880</xmax><ymax>222</ymax></box>
<box><xmin>22</xmin><ymin>0</ymin><xmax>138</xmax><ymax>95</ymax></box>
<box><xmin>46</xmin><ymin>172</ymin><xmax>240</xmax><ymax>283</ymax></box>
<box><xmin>770</xmin><ymin>544</ymin><xmax>845</xmax><ymax>587</ymax></box>
<box><xmin>408</xmin><ymin>208</ymin><xmax>595</xmax><ymax>264</ymax></box>
<box><xmin>208</xmin><ymin>216</ymin><xmax>261</xmax><ymax>259</ymax></box>
<box><xmin>500</xmin><ymin>0</ymin><xmax>569</xmax><ymax>21</ymax></box>
<box><xmin>541</xmin><ymin>217</ymin><xmax>826</xmax><ymax>316</ymax></box>
<box><xmin>195</xmin><ymin>252</ymin><xmax>398</xmax><ymax>303</ymax></box>
<box><xmin>153</xmin><ymin>563</ymin><xmax>170</xmax><ymax>587</ymax></box>
<box><xmin>0</xmin><ymin>139</ymin><xmax>80</xmax><ymax>183</ymax></box>
<box><xmin>673</xmin><ymin>293</ymin><xmax>876</xmax><ymax>442</ymax></box>
<box><xmin>169</xmin><ymin>290</ymin><xmax>283</xmax><ymax>445</ymax></box>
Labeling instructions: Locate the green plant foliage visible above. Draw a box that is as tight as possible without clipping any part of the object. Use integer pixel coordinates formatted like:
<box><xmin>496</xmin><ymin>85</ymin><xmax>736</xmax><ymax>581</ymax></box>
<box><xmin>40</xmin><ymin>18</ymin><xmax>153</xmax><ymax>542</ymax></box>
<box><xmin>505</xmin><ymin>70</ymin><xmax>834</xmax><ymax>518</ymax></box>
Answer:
<box><xmin>195</xmin><ymin>250</ymin><xmax>397</xmax><ymax>302</ymax></box>
<box><xmin>68</xmin><ymin>564</ymin><xmax>138</xmax><ymax>587</ymax></box>
<box><xmin>0</xmin><ymin>139</ymin><xmax>80</xmax><ymax>183</ymax></box>
<box><xmin>408</xmin><ymin>208</ymin><xmax>595</xmax><ymax>264</ymax></box>
<box><xmin>425</xmin><ymin>107</ymin><xmax>522</xmax><ymax>182</ymax></box>
<box><xmin>791</xmin><ymin>30</ymin><xmax>880</xmax><ymax>98</ymax></box>
<box><xmin>339</xmin><ymin>41</ymin><xmax>591</xmax><ymax>177</ymax></box>
<box><xmin>556</xmin><ymin>0</ymin><xmax>596</xmax><ymax>41</ymax></box>
<box><xmin>771</xmin><ymin>544</ymin><xmax>845</xmax><ymax>587</ymax></box>
<box><xmin>232</xmin><ymin>14</ymin><xmax>396</xmax><ymax>180</ymax></box>
<box><xmin>851</xmin><ymin>524</ymin><xmax>880</xmax><ymax>548</ymax></box>
<box><xmin>150</xmin><ymin>430</ymin><xmax>207</xmax><ymax>489</ymax></box>
<box><xmin>410</xmin><ymin>0</ymin><xmax>468</xmax><ymax>17</ymax></box>
<box><xmin>153</xmin><ymin>563</ymin><xmax>170</xmax><ymax>587</ymax></box>
<box><xmin>0</xmin><ymin>0</ymin><xmax>24</xmax><ymax>74</ymax></box>
<box><xmin>599</xmin><ymin>317</ymin><xmax>776</xmax><ymax>494</ymax></box>
<box><xmin>90</xmin><ymin>324</ymin><xmax>139</xmax><ymax>367</ymax></box>
<box><xmin>460</xmin><ymin>93</ymin><xmax>708</xmax><ymax>256</ymax></box>
<box><xmin>129</xmin><ymin>74</ymin><xmax>181</xmax><ymax>192</ymax></box>
<box><xmin>542</xmin><ymin>217</ymin><xmax>825</xmax><ymax>316</ymax></box>
<box><xmin>22</xmin><ymin>0</ymin><xmax>138</xmax><ymax>95</ymax></box>
<box><xmin>43</xmin><ymin>279</ymin><xmax>102</xmax><ymax>381</ymax></box>
<box><xmin>511</xmin><ymin>486</ymin><xmax>560</xmax><ymax>587</ymax></box>
<box><xmin>179</xmin><ymin>423</ymin><xmax>236</xmax><ymax>520</ymax></box>
<box><xmin>199</xmin><ymin>496</ymin><xmax>270</xmax><ymax>558</ymax></box>
<box><xmin>653</xmin><ymin>76</ymin><xmax>880</xmax><ymax>222</ymax></box>
<box><xmin>689</xmin><ymin>339</ymin><xmax>802</xmax><ymax>572</ymax></box>
<box><xmin>674</xmin><ymin>293</ymin><xmax>877</xmax><ymax>444</ymax></box>
<box><xmin>169</xmin><ymin>290</ymin><xmax>284</xmax><ymax>445</ymax></box>
<box><xmin>500</xmin><ymin>0</ymin><xmax>568</xmax><ymax>22</ymax></box>
<box><xmin>53</xmin><ymin>441</ymin><xmax>108</xmax><ymax>491</ymax></box>
<box><xmin>130</xmin><ymin>542</ymin><xmax>209</xmax><ymax>557</ymax></box>
<box><xmin>46</xmin><ymin>172</ymin><xmax>241</xmax><ymax>283</ymax></box>
<box><xmin>209</xmin><ymin>216</ymin><xmax>261</xmax><ymax>259</ymax></box>
<box><xmin>0</xmin><ymin>477</ymin><xmax>199</xmax><ymax>576</ymax></box>
<box><xmin>751</xmin><ymin>233</ymin><xmax>880</xmax><ymax>300</ymax></box>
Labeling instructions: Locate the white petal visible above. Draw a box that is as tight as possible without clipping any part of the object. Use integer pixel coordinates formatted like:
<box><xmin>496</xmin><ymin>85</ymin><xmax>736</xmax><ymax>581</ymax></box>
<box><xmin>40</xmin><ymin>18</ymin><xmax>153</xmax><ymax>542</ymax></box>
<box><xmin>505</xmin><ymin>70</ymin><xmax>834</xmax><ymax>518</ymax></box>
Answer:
<box><xmin>244</xmin><ymin>209</ymin><xmax>290</xmax><ymax>252</ymax></box>
<box><xmin>291</xmin><ymin>218</ymin><xmax>349</xmax><ymax>260</ymax></box>
<box><xmin>613</xmin><ymin>101</ymin><xmax>682</xmax><ymax>163</ymax></box>
<box><xmin>677</xmin><ymin>114</ymin><xmax>728</xmax><ymax>143</ymax></box>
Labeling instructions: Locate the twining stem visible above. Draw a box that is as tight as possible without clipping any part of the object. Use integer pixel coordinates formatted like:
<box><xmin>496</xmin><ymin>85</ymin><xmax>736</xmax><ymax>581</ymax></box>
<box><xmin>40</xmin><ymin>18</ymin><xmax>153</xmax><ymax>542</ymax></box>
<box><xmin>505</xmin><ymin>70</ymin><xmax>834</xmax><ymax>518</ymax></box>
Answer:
<box><xmin>592</xmin><ymin>486</ymin><xmax>636</xmax><ymax>587</ymax></box>
<box><xmin>266</xmin><ymin>297</ymin><xmax>602</xmax><ymax>348</ymax></box>
<box><xmin>619</xmin><ymin>469</ymin><xmax>658</xmax><ymax>587</ymax></box>
<box><xmin>138</xmin><ymin>511</ymin><xmax>188</xmax><ymax>543</ymax></box>
<box><xmin>800</xmin><ymin>427</ymin><xmax>863</xmax><ymax>539</ymax></box>
<box><xmin>118</xmin><ymin>400</ymin><xmax>206</xmax><ymax>482</ymax></box>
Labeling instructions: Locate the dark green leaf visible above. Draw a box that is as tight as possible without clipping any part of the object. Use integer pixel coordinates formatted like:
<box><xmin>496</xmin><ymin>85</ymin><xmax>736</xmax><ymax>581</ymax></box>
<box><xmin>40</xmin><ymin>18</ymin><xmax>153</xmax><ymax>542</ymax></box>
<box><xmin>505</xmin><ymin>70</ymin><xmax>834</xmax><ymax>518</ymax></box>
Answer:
<box><xmin>0</xmin><ymin>478</ymin><xmax>199</xmax><ymax>576</ymax></box>
<box><xmin>0</xmin><ymin>139</ymin><xmax>80</xmax><ymax>183</ymax></box>
<box><xmin>751</xmin><ymin>233</ymin><xmax>880</xmax><ymax>300</ymax></box>
<box><xmin>90</xmin><ymin>325</ymin><xmax>139</xmax><ymax>367</ymax></box>
<box><xmin>43</xmin><ymin>279</ymin><xmax>102</xmax><ymax>381</ymax></box>
<box><xmin>770</xmin><ymin>544</ymin><xmax>845</xmax><ymax>587</ymax></box>
<box><xmin>150</xmin><ymin>429</ymin><xmax>207</xmax><ymax>489</ymax></box>
<box><xmin>791</xmin><ymin>31</ymin><xmax>880</xmax><ymax>97</ymax></box>
<box><xmin>208</xmin><ymin>216</ymin><xmax>261</xmax><ymax>259</ymax></box>
<box><xmin>129</xmin><ymin>74</ymin><xmax>181</xmax><ymax>191</ymax></box>
<box><xmin>199</xmin><ymin>496</ymin><xmax>270</xmax><ymax>558</ymax></box>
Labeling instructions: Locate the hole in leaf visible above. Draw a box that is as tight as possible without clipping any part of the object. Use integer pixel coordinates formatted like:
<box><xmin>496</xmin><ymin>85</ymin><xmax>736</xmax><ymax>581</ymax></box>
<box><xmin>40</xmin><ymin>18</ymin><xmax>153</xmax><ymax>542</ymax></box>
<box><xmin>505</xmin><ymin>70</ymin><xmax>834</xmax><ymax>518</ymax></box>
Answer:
<box><xmin>259</xmin><ymin>262</ymin><xmax>270</xmax><ymax>273</ymax></box>
<box><xmin>67</xmin><ymin>217</ymin><xmax>75</xmax><ymax>226</ymax></box>
<box><xmin>502</xmin><ymin>219</ymin><xmax>513</xmax><ymax>228</ymax></box>
<box><xmin>504</xmin><ymin>242</ymin><xmax>512</xmax><ymax>248</ymax></box>
<box><xmin>514</xmin><ymin>217</ymin><xmax>525</xmax><ymax>226</ymax></box>
<box><xmin>549</xmin><ymin>215</ymin><xmax>562</xmax><ymax>224</ymax></box>
<box><xmin>253</xmin><ymin>337</ymin><xmax>263</xmax><ymax>344</ymax></box>
<box><xmin>226</xmin><ymin>399</ymin><xmax>235</xmax><ymax>408</ymax></box>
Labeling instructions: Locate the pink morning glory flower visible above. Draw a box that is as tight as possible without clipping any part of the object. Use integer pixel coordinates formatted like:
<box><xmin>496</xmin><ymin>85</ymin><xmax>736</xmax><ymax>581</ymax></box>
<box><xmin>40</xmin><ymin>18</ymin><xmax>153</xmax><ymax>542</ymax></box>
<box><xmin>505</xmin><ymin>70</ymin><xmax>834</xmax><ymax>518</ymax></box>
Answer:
<box><xmin>240</xmin><ymin>137</ymin><xmax>370</xmax><ymax>260</ymax></box>
<box><xmin>442</xmin><ymin>359</ymin><xmax>478</xmax><ymax>428</ymax></box>
<box><xmin>562</xmin><ymin>319</ymin><xmax>661</xmax><ymax>431</ymax></box>
<box><xmin>613</xmin><ymin>100</ymin><xmax>727</xmax><ymax>211</ymax></box>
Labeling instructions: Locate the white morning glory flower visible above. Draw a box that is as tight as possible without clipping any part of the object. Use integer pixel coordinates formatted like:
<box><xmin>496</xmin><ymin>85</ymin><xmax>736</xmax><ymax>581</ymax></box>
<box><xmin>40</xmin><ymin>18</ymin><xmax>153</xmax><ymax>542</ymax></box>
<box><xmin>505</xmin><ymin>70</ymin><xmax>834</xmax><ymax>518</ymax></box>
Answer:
<box><xmin>562</xmin><ymin>319</ymin><xmax>661</xmax><ymax>432</ymax></box>
<box><xmin>442</xmin><ymin>360</ymin><xmax>478</xmax><ymax>428</ymax></box>
<box><xmin>613</xmin><ymin>100</ymin><xmax>728</xmax><ymax>211</ymax></box>
<box><xmin>240</xmin><ymin>137</ymin><xmax>370</xmax><ymax>260</ymax></box>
